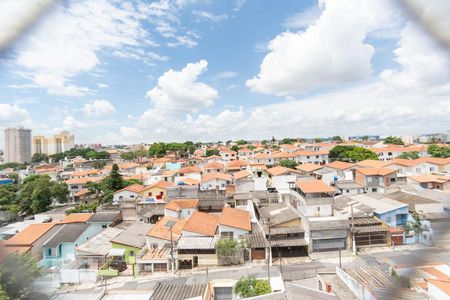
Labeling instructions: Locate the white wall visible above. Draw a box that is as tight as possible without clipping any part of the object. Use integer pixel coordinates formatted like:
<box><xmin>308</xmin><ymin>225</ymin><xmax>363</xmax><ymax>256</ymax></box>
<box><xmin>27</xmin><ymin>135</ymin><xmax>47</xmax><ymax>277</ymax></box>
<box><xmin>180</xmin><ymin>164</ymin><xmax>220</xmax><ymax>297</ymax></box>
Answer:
<box><xmin>113</xmin><ymin>190</ymin><xmax>139</xmax><ymax>203</ymax></box>
<box><xmin>146</xmin><ymin>236</ymin><xmax>168</xmax><ymax>249</ymax></box>
<box><xmin>218</xmin><ymin>224</ymin><xmax>249</xmax><ymax>239</ymax></box>
<box><xmin>271</xmin><ymin>175</ymin><xmax>296</xmax><ymax>193</ymax></box>
<box><xmin>428</xmin><ymin>281</ymin><xmax>450</xmax><ymax>300</ymax></box>
<box><xmin>200</xmin><ymin>179</ymin><xmax>228</xmax><ymax>191</ymax></box>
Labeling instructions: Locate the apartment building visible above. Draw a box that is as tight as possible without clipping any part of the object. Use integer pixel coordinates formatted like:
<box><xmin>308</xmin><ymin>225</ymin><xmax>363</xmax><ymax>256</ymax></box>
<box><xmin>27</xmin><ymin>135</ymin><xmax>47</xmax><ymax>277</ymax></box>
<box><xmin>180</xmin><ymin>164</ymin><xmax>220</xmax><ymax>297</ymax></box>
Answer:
<box><xmin>4</xmin><ymin>127</ymin><xmax>32</xmax><ymax>163</ymax></box>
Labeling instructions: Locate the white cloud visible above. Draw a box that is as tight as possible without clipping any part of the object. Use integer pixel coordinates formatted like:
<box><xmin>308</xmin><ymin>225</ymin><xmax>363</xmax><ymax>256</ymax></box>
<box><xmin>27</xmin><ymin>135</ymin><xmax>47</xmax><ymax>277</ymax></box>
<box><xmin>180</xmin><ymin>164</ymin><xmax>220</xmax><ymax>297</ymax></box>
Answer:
<box><xmin>146</xmin><ymin>60</ymin><xmax>218</xmax><ymax>113</ymax></box>
<box><xmin>62</xmin><ymin>116</ymin><xmax>87</xmax><ymax>129</ymax></box>
<box><xmin>234</xmin><ymin>0</ymin><xmax>247</xmax><ymax>12</ymax></box>
<box><xmin>0</xmin><ymin>104</ymin><xmax>30</xmax><ymax>125</ymax></box>
<box><xmin>82</xmin><ymin>100</ymin><xmax>116</xmax><ymax>117</ymax></box>
<box><xmin>192</xmin><ymin>10</ymin><xmax>228</xmax><ymax>22</ymax></box>
<box><xmin>97</xmin><ymin>83</ymin><xmax>109</xmax><ymax>89</ymax></box>
<box><xmin>247</xmin><ymin>0</ymin><xmax>399</xmax><ymax>96</ymax></box>
<box><xmin>380</xmin><ymin>21</ymin><xmax>450</xmax><ymax>90</ymax></box>
<box><xmin>215</xmin><ymin>71</ymin><xmax>238</xmax><ymax>79</ymax></box>
<box><xmin>283</xmin><ymin>5</ymin><xmax>323</xmax><ymax>29</ymax></box>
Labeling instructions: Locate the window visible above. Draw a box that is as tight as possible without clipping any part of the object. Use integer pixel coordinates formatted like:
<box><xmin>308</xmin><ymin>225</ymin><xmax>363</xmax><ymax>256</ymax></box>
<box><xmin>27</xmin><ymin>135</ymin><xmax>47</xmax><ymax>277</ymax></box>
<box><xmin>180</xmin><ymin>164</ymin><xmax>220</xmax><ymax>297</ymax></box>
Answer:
<box><xmin>221</xmin><ymin>232</ymin><xmax>234</xmax><ymax>239</ymax></box>
<box><xmin>430</xmin><ymin>167</ymin><xmax>434</xmax><ymax>172</ymax></box>
<box><xmin>372</xmin><ymin>188</ymin><xmax>377</xmax><ymax>192</ymax></box>
<box><xmin>102</xmin><ymin>224</ymin><xmax>107</xmax><ymax>229</ymax></box>
<box><xmin>316</xmin><ymin>155</ymin><xmax>319</xmax><ymax>158</ymax></box>
<box><xmin>317</xmin><ymin>207</ymin><xmax>320</xmax><ymax>212</ymax></box>
<box><xmin>129</xmin><ymin>250</ymin><xmax>135</xmax><ymax>256</ymax></box>
<box><xmin>386</xmin><ymin>216</ymin><xmax>392</xmax><ymax>223</ymax></box>
<box><xmin>390</xmin><ymin>177</ymin><xmax>396</xmax><ymax>182</ymax></box>
<box><xmin>416</xmin><ymin>168</ymin><xmax>421</xmax><ymax>173</ymax></box>
<box><xmin>151</xmin><ymin>243</ymin><xmax>158</xmax><ymax>249</ymax></box>
<box><xmin>148</xmin><ymin>192</ymin><xmax>152</xmax><ymax>196</ymax></box>
<box><xmin>388</xmin><ymin>152</ymin><xmax>392</xmax><ymax>156</ymax></box>
<box><xmin>367</xmin><ymin>177</ymin><xmax>373</xmax><ymax>183</ymax></box>
<box><xmin>346</xmin><ymin>189</ymin><xmax>350</xmax><ymax>193</ymax></box>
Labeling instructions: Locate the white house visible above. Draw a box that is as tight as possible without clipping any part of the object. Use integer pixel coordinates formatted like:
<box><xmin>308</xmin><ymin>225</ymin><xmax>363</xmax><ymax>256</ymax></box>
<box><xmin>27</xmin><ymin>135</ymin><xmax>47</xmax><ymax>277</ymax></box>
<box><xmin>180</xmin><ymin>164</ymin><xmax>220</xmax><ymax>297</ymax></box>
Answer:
<box><xmin>217</xmin><ymin>207</ymin><xmax>251</xmax><ymax>239</ymax></box>
<box><xmin>200</xmin><ymin>173</ymin><xmax>232</xmax><ymax>191</ymax></box>
<box><xmin>163</xmin><ymin>199</ymin><xmax>198</xmax><ymax>219</ymax></box>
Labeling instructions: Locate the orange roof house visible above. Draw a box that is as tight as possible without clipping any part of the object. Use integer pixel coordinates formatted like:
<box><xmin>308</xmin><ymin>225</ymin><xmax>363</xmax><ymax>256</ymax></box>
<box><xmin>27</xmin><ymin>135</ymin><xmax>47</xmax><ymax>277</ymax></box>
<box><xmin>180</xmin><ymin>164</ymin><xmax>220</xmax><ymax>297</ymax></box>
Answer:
<box><xmin>200</xmin><ymin>173</ymin><xmax>232</xmax><ymax>183</ymax></box>
<box><xmin>182</xmin><ymin>211</ymin><xmax>219</xmax><ymax>236</ymax></box>
<box><xmin>296</xmin><ymin>180</ymin><xmax>337</xmax><ymax>194</ymax></box>
<box><xmin>324</xmin><ymin>161</ymin><xmax>355</xmax><ymax>170</ymax></box>
<box><xmin>61</xmin><ymin>213</ymin><xmax>95</xmax><ymax>223</ymax></box>
<box><xmin>164</xmin><ymin>199</ymin><xmax>199</xmax><ymax>212</ymax></box>
<box><xmin>218</xmin><ymin>207</ymin><xmax>251</xmax><ymax>231</ymax></box>
<box><xmin>233</xmin><ymin>170</ymin><xmax>252</xmax><ymax>181</ymax></box>
<box><xmin>146</xmin><ymin>216</ymin><xmax>187</xmax><ymax>242</ymax></box>
<box><xmin>295</xmin><ymin>163</ymin><xmax>323</xmax><ymax>173</ymax></box>
<box><xmin>356</xmin><ymin>167</ymin><xmax>397</xmax><ymax>176</ymax></box>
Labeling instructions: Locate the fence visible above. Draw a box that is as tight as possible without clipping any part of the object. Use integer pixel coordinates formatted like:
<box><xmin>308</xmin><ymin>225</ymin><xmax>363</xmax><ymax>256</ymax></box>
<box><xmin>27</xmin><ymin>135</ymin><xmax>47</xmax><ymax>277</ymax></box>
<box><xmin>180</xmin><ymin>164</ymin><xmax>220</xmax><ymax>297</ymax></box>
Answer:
<box><xmin>60</xmin><ymin>269</ymin><xmax>97</xmax><ymax>284</ymax></box>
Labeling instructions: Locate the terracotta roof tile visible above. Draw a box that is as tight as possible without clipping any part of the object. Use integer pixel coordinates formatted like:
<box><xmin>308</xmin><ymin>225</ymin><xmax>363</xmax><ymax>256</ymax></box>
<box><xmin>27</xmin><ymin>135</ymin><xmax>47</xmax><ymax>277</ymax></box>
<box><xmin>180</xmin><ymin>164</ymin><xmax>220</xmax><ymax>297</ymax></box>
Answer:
<box><xmin>202</xmin><ymin>161</ymin><xmax>224</xmax><ymax>170</ymax></box>
<box><xmin>325</xmin><ymin>161</ymin><xmax>355</xmax><ymax>170</ymax></box>
<box><xmin>61</xmin><ymin>213</ymin><xmax>95</xmax><ymax>223</ymax></box>
<box><xmin>164</xmin><ymin>199</ymin><xmax>199</xmax><ymax>212</ymax></box>
<box><xmin>356</xmin><ymin>167</ymin><xmax>397</xmax><ymax>176</ymax></box>
<box><xmin>233</xmin><ymin>170</ymin><xmax>252</xmax><ymax>180</ymax></box>
<box><xmin>226</xmin><ymin>160</ymin><xmax>249</xmax><ymax>169</ymax></box>
<box><xmin>218</xmin><ymin>207</ymin><xmax>251</xmax><ymax>231</ymax></box>
<box><xmin>146</xmin><ymin>216</ymin><xmax>187</xmax><ymax>241</ymax></box>
<box><xmin>5</xmin><ymin>223</ymin><xmax>57</xmax><ymax>246</ymax></box>
<box><xmin>201</xmin><ymin>173</ymin><xmax>232</xmax><ymax>183</ymax></box>
<box><xmin>296</xmin><ymin>180</ymin><xmax>337</xmax><ymax>194</ymax></box>
<box><xmin>295</xmin><ymin>163</ymin><xmax>323</xmax><ymax>172</ymax></box>
<box><xmin>183</xmin><ymin>211</ymin><xmax>219</xmax><ymax>236</ymax></box>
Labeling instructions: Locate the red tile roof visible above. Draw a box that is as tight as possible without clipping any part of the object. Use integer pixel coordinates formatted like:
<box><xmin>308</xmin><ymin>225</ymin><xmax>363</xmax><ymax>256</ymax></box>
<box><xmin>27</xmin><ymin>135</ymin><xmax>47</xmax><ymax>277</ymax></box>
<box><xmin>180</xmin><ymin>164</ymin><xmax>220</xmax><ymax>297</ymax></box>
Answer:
<box><xmin>182</xmin><ymin>211</ymin><xmax>219</xmax><ymax>236</ymax></box>
<box><xmin>218</xmin><ymin>207</ymin><xmax>251</xmax><ymax>231</ymax></box>
<box><xmin>296</xmin><ymin>180</ymin><xmax>336</xmax><ymax>193</ymax></box>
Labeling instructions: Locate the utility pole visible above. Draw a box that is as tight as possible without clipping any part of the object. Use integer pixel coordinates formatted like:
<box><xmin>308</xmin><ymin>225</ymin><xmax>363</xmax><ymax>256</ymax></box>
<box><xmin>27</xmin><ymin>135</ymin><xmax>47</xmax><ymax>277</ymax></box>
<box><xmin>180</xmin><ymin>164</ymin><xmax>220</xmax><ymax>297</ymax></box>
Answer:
<box><xmin>350</xmin><ymin>203</ymin><xmax>355</xmax><ymax>255</ymax></box>
<box><xmin>266</xmin><ymin>217</ymin><xmax>272</xmax><ymax>283</ymax></box>
<box><xmin>339</xmin><ymin>247</ymin><xmax>342</xmax><ymax>268</ymax></box>
<box><xmin>165</xmin><ymin>220</ymin><xmax>176</xmax><ymax>275</ymax></box>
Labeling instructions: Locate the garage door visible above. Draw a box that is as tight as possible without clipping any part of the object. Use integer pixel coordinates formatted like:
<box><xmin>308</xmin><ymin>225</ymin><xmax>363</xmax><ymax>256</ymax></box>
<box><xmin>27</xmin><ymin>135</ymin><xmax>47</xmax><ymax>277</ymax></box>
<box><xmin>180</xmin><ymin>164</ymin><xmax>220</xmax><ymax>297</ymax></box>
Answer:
<box><xmin>214</xmin><ymin>287</ymin><xmax>232</xmax><ymax>300</ymax></box>
<box><xmin>252</xmin><ymin>248</ymin><xmax>266</xmax><ymax>260</ymax></box>
<box><xmin>313</xmin><ymin>238</ymin><xmax>346</xmax><ymax>252</ymax></box>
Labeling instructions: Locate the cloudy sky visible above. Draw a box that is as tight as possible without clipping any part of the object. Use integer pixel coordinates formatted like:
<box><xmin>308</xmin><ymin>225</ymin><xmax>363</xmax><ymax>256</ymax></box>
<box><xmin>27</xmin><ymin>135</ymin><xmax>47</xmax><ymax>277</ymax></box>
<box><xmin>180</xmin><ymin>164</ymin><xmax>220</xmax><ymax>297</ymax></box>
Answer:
<box><xmin>0</xmin><ymin>0</ymin><xmax>449</xmax><ymax>146</ymax></box>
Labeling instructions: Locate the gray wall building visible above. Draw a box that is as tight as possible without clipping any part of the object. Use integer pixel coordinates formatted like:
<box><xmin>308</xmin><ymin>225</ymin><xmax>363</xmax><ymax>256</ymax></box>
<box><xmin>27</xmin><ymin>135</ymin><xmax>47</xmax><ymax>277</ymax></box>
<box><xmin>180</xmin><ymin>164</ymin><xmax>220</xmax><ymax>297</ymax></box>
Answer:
<box><xmin>4</xmin><ymin>127</ymin><xmax>32</xmax><ymax>163</ymax></box>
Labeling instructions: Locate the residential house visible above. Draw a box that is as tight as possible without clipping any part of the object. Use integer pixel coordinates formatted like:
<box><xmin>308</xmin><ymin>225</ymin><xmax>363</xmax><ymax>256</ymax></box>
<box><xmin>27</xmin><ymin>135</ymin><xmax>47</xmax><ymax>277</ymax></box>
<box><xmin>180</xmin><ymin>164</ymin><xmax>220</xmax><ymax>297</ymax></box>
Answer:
<box><xmin>233</xmin><ymin>170</ymin><xmax>254</xmax><ymax>192</ymax></box>
<box><xmin>292</xmin><ymin>180</ymin><xmax>337</xmax><ymax>217</ymax></box>
<box><xmin>258</xmin><ymin>203</ymin><xmax>307</xmax><ymax>257</ymax></box>
<box><xmin>4</xmin><ymin>223</ymin><xmax>62</xmax><ymax>259</ymax></box>
<box><xmin>111</xmin><ymin>222</ymin><xmax>153</xmax><ymax>266</ymax></box>
<box><xmin>407</xmin><ymin>174</ymin><xmax>450</xmax><ymax>191</ymax></box>
<box><xmin>175</xmin><ymin>166</ymin><xmax>202</xmax><ymax>182</ymax></box>
<box><xmin>319</xmin><ymin>161</ymin><xmax>355</xmax><ymax>185</ymax></box>
<box><xmin>291</xmin><ymin>150</ymin><xmax>329</xmax><ymax>165</ymax></box>
<box><xmin>220</xmin><ymin>148</ymin><xmax>237</xmax><ymax>162</ymax></box>
<box><xmin>65</xmin><ymin>177</ymin><xmax>102</xmax><ymax>200</ymax></box>
<box><xmin>279</xmin><ymin>144</ymin><xmax>299</xmax><ymax>153</ymax></box>
<box><xmin>352</xmin><ymin>194</ymin><xmax>409</xmax><ymax>227</ymax></box>
<box><xmin>226</xmin><ymin>159</ymin><xmax>250</xmax><ymax>173</ymax></box>
<box><xmin>113</xmin><ymin>184</ymin><xmax>146</xmax><ymax>203</ymax></box>
<box><xmin>420</xmin><ymin>212</ymin><xmax>450</xmax><ymax>247</ymax></box>
<box><xmin>200</xmin><ymin>173</ymin><xmax>232</xmax><ymax>191</ymax></box>
<box><xmin>354</xmin><ymin>167</ymin><xmax>397</xmax><ymax>193</ymax></box>
<box><xmin>41</xmin><ymin>223</ymin><xmax>92</xmax><ymax>268</ymax></box>
<box><xmin>218</xmin><ymin>207</ymin><xmax>251</xmax><ymax>239</ymax></box>
<box><xmin>76</xmin><ymin>227</ymin><xmax>124</xmax><ymax>269</ymax></box>
<box><xmin>164</xmin><ymin>199</ymin><xmax>199</xmax><ymax>219</ymax></box>
<box><xmin>139</xmin><ymin>181</ymin><xmax>176</xmax><ymax>203</ymax></box>
<box><xmin>201</xmin><ymin>161</ymin><xmax>225</xmax><ymax>174</ymax></box>
<box><xmin>303</xmin><ymin>216</ymin><xmax>349</xmax><ymax>253</ymax></box>
<box><xmin>86</xmin><ymin>211</ymin><xmax>122</xmax><ymax>235</ymax></box>
<box><xmin>295</xmin><ymin>163</ymin><xmax>323</xmax><ymax>176</ymax></box>
<box><xmin>368</xmin><ymin>145</ymin><xmax>427</xmax><ymax>161</ymax></box>
<box><xmin>237</xmin><ymin>148</ymin><xmax>254</xmax><ymax>161</ymax></box>
<box><xmin>182</xmin><ymin>211</ymin><xmax>218</xmax><ymax>237</ymax></box>
<box><xmin>166</xmin><ymin>184</ymin><xmax>198</xmax><ymax>201</ymax></box>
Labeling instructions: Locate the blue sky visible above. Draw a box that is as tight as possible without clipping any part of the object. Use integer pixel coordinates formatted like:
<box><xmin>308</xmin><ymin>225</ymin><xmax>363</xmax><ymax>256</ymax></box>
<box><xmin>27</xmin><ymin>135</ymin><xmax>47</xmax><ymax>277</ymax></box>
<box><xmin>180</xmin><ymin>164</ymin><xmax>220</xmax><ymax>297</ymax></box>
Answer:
<box><xmin>0</xmin><ymin>0</ymin><xmax>449</xmax><ymax>146</ymax></box>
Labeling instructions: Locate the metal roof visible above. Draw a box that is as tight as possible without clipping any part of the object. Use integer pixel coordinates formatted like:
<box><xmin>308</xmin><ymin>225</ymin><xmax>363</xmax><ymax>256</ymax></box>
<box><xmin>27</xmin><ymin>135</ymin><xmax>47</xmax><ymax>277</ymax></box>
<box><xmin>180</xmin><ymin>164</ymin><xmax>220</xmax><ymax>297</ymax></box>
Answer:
<box><xmin>150</xmin><ymin>283</ymin><xmax>206</xmax><ymax>300</ymax></box>
<box><xmin>87</xmin><ymin>211</ymin><xmax>121</xmax><ymax>223</ymax></box>
<box><xmin>246</xmin><ymin>233</ymin><xmax>269</xmax><ymax>248</ymax></box>
<box><xmin>43</xmin><ymin>223</ymin><xmax>90</xmax><ymax>248</ymax></box>
<box><xmin>111</xmin><ymin>223</ymin><xmax>153</xmax><ymax>248</ymax></box>
<box><xmin>177</xmin><ymin>236</ymin><xmax>218</xmax><ymax>250</ymax></box>
<box><xmin>272</xmin><ymin>237</ymin><xmax>308</xmax><ymax>247</ymax></box>
<box><xmin>76</xmin><ymin>227</ymin><xmax>124</xmax><ymax>256</ymax></box>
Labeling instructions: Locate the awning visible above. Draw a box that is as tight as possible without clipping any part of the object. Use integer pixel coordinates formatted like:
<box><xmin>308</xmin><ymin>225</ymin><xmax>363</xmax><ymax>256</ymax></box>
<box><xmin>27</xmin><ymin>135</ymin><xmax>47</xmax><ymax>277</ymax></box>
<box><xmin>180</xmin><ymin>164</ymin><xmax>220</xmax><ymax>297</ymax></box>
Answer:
<box><xmin>107</xmin><ymin>248</ymin><xmax>126</xmax><ymax>257</ymax></box>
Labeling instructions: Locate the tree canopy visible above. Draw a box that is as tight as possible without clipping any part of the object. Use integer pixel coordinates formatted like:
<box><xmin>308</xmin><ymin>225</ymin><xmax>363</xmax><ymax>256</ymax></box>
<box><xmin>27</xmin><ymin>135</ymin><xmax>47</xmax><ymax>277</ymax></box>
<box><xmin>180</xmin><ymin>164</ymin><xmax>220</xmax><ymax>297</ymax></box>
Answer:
<box><xmin>31</xmin><ymin>153</ymin><xmax>48</xmax><ymax>163</ymax></box>
<box><xmin>279</xmin><ymin>159</ymin><xmax>298</xmax><ymax>169</ymax></box>
<box><xmin>235</xmin><ymin>140</ymin><xmax>247</xmax><ymax>145</ymax></box>
<box><xmin>205</xmin><ymin>149</ymin><xmax>220</xmax><ymax>157</ymax></box>
<box><xmin>148</xmin><ymin>142</ymin><xmax>196</xmax><ymax>158</ymax></box>
<box><xmin>329</xmin><ymin>145</ymin><xmax>378</xmax><ymax>162</ymax></box>
<box><xmin>230</xmin><ymin>145</ymin><xmax>239</xmax><ymax>152</ymax></box>
<box><xmin>0</xmin><ymin>163</ymin><xmax>27</xmax><ymax>171</ymax></box>
<box><xmin>234</xmin><ymin>277</ymin><xmax>271</xmax><ymax>298</ymax></box>
<box><xmin>280</xmin><ymin>138</ymin><xmax>296</xmax><ymax>145</ymax></box>
<box><xmin>331</xmin><ymin>136</ymin><xmax>343</xmax><ymax>143</ymax></box>
<box><xmin>397</xmin><ymin>151</ymin><xmax>420</xmax><ymax>160</ymax></box>
<box><xmin>384</xmin><ymin>136</ymin><xmax>404</xmax><ymax>145</ymax></box>
<box><xmin>49</xmin><ymin>148</ymin><xmax>110</xmax><ymax>162</ymax></box>
<box><xmin>19</xmin><ymin>175</ymin><xmax>69</xmax><ymax>214</ymax></box>
<box><xmin>428</xmin><ymin>144</ymin><xmax>450</xmax><ymax>158</ymax></box>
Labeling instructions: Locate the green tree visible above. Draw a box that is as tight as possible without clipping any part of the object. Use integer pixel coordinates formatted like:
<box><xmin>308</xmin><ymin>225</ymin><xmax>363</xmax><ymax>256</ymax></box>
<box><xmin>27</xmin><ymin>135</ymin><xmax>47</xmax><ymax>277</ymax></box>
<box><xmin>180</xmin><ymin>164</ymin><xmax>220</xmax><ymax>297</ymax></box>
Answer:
<box><xmin>231</xmin><ymin>145</ymin><xmax>239</xmax><ymax>152</ymax></box>
<box><xmin>360</xmin><ymin>135</ymin><xmax>369</xmax><ymax>141</ymax></box>
<box><xmin>0</xmin><ymin>253</ymin><xmax>42</xmax><ymax>299</ymax></box>
<box><xmin>31</xmin><ymin>153</ymin><xmax>49</xmax><ymax>163</ymax></box>
<box><xmin>205</xmin><ymin>149</ymin><xmax>220</xmax><ymax>157</ymax></box>
<box><xmin>215</xmin><ymin>238</ymin><xmax>238</xmax><ymax>257</ymax></box>
<box><xmin>279</xmin><ymin>159</ymin><xmax>298</xmax><ymax>169</ymax></box>
<box><xmin>329</xmin><ymin>146</ymin><xmax>378</xmax><ymax>162</ymax></box>
<box><xmin>148</xmin><ymin>143</ymin><xmax>167</xmax><ymax>157</ymax></box>
<box><xmin>19</xmin><ymin>175</ymin><xmax>69</xmax><ymax>214</ymax></box>
<box><xmin>123</xmin><ymin>179</ymin><xmax>143</xmax><ymax>186</ymax></box>
<box><xmin>384</xmin><ymin>136</ymin><xmax>404</xmax><ymax>145</ymax></box>
<box><xmin>280</xmin><ymin>138</ymin><xmax>296</xmax><ymax>145</ymax></box>
<box><xmin>7</xmin><ymin>173</ymin><xmax>19</xmax><ymax>184</ymax></box>
<box><xmin>121</xmin><ymin>152</ymin><xmax>137</xmax><ymax>161</ymax></box>
<box><xmin>331</xmin><ymin>136</ymin><xmax>343</xmax><ymax>143</ymax></box>
<box><xmin>397</xmin><ymin>151</ymin><xmax>420</xmax><ymax>160</ymax></box>
<box><xmin>314</xmin><ymin>138</ymin><xmax>323</xmax><ymax>143</ymax></box>
<box><xmin>235</xmin><ymin>277</ymin><xmax>271</xmax><ymax>298</ymax></box>
<box><xmin>235</xmin><ymin>140</ymin><xmax>247</xmax><ymax>145</ymax></box>
<box><xmin>427</xmin><ymin>144</ymin><xmax>450</xmax><ymax>158</ymax></box>
<box><xmin>261</xmin><ymin>140</ymin><xmax>268</xmax><ymax>145</ymax></box>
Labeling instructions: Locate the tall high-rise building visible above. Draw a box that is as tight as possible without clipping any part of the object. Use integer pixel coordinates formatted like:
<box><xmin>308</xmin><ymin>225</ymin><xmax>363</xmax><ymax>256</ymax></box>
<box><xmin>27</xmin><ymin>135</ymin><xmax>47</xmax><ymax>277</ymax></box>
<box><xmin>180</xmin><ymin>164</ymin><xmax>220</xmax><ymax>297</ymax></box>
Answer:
<box><xmin>32</xmin><ymin>131</ymin><xmax>75</xmax><ymax>155</ymax></box>
<box><xmin>4</xmin><ymin>127</ymin><xmax>32</xmax><ymax>163</ymax></box>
